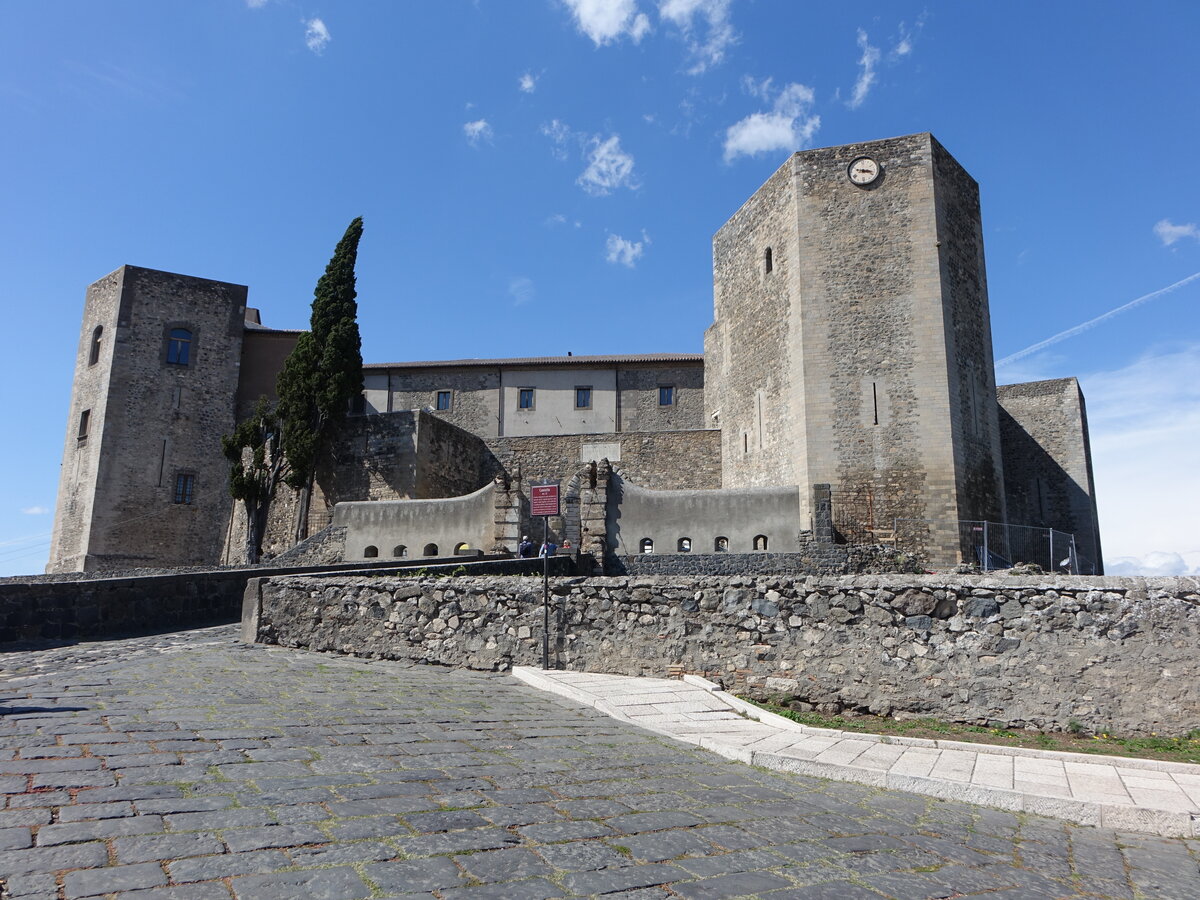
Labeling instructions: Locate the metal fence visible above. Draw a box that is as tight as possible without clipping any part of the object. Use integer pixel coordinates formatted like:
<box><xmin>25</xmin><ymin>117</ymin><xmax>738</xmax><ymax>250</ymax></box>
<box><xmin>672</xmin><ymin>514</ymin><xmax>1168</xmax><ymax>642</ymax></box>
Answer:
<box><xmin>892</xmin><ymin>518</ymin><xmax>1098</xmax><ymax>575</ymax></box>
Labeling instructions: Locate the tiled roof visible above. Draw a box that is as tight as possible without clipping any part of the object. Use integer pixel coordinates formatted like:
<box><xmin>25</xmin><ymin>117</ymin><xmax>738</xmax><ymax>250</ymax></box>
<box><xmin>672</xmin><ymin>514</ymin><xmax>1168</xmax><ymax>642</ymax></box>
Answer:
<box><xmin>362</xmin><ymin>353</ymin><xmax>703</xmax><ymax>370</ymax></box>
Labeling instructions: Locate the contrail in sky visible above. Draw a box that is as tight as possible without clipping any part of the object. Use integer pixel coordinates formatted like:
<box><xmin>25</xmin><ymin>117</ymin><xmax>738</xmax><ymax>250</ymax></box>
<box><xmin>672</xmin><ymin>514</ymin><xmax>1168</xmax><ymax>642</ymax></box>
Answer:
<box><xmin>995</xmin><ymin>270</ymin><xmax>1200</xmax><ymax>368</ymax></box>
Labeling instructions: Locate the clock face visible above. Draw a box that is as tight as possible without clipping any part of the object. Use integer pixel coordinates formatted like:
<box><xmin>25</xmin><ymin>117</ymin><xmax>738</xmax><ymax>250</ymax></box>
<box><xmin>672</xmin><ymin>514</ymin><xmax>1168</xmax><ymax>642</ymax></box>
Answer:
<box><xmin>848</xmin><ymin>157</ymin><xmax>880</xmax><ymax>185</ymax></box>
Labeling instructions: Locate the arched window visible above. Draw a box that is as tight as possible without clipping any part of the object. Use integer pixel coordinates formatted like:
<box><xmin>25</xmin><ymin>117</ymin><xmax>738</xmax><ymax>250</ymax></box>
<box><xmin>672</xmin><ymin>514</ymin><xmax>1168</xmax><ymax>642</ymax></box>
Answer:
<box><xmin>88</xmin><ymin>326</ymin><xmax>103</xmax><ymax>366</ymax></box>
<box><xmin>714</xmin><ymin>536</ymin><xmax>729</xmax><ymax>552</ymax></box>
<box><xmin>753</xmin><ymin>534</ymin><xmax>768</xmax><ymax>551</ymax></box>
<box><xmin>639</xmin><ymin>538</ymin><xmax>654</xmax><ymax>554</ymax></box>
<box><xmin>393</xmin><ymin>545</ymin><xmax>407</xmax><ymax>558</ymax></box>
<box><xmin>423</xmin><ymin>543</ymin><xmax>439</xmax><ymax>557</ymax></box>
<box><xmin>166</xmin><ymin>328</ymin><xmax>192</xmax><ymax>366</ymax></box>
<box><xmin>764</xmin><ymin>246</ymin><xmax>773</xmax><ymax>275</ymax></box>
<box><xmin>363</xmin><ymin>545</ymin><xmax>378</xmax><ymax>558</ymax></box>
<box><xmin>677</xmin><ymin>537</ymin><xmax>691</xmax><ymax>553</ymax></box>
<box><xmin>454</xmin><ymin>542</ymin><xmax>470</xmax><ymax>555</ymax></box>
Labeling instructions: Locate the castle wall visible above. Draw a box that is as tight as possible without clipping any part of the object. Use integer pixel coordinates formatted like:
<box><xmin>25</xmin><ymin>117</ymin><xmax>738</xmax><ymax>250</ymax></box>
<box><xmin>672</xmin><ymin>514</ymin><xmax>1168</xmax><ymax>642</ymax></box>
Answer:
<box><xmin>998</xmin><ymin>379</ymin><xmax>1103</xmax><ymax>573</ymax></box>
<box><xmin>705</xmin><ymin>162</ymin><xmax>799</xmax><ymax>489</ymax></box>
<box><xmin>499</xmin><ymin>367</ymin><xmax>617</xmax><ymax>436</ymax></box>
<box><xmin>606</xmin><ymin>478</ymin><xmax>802</xmax><ymax>555</ymax></box>
<box><xmin>616</xmin><ymin>363</ymin><xmax>705</xmax><ymax>432</ymax></box>
<box><xmin>335</xmin><ymin>482</ymin><xmax>496</xmax><ymax>561</ymax></box>
<box><xmin>235</xmin><ymin>328</ymin><xmax>301</xmax><ymax>419</ymax></box>
<box><xmin>48</xmin><ymin>266</ymin><xmax>248</xmax><ymax>572</ymax></box>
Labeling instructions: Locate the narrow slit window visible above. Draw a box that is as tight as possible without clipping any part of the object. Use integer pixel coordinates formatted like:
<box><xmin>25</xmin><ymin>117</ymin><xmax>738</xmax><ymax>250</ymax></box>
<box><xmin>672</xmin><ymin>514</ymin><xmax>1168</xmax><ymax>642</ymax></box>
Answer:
<box><xmin>173</xmin><ymin>472</ymin><xmax>195</xmax><ymax>505</ymax></box>
<box><xmin>77</xmin><ymin>409</ymin><xmax>90</xmax><ymax>440</ymax></box>
<box><xmin>872</xmin><ymin>382</ymin><xmax>879</xmax><ymax>426</ymax></box>
<box><xmin>88</xmin><ymin>326</ymin><xmax>103</xmax><ymax>366</ymax></box>
<box><xmin>166</xmin><ymin>328</ymin><xmax>192</xmax><ymax>366</ymax></box>
<box><xmin>764</xmin><ymin>246</ymin><xmax>773</xmax><ymax>274</ymax></box>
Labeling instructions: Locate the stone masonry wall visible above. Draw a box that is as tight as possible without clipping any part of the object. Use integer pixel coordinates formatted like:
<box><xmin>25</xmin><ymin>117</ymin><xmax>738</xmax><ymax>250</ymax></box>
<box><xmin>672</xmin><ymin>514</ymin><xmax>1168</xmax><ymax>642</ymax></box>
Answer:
<box><xmin>252</xmin><ymin>573</ymin><xmax>1200</xmax><ymax>736</ymax></box>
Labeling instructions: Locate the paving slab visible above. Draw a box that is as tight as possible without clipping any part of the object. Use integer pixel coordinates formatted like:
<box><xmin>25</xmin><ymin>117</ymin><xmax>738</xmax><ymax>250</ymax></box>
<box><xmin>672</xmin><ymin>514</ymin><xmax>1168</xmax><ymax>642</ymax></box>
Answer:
<box><xmin>1</xmin><ymin>625</ymin><xmax>1198</xmax><ymax>899</ymax></box>
<box><xmin>515</xmin><ymin>665</ymin><xmax>1200</xmax><ymax>839</ymax></box>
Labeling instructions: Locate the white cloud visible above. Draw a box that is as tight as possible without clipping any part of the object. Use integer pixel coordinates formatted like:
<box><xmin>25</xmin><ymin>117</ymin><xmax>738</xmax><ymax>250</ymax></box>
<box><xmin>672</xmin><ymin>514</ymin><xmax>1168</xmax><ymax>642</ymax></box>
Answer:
<box><xmin>541</xmin><ymin>119</ymin><xmax>573</xmax><ymax>160</ymax></box>
<box><xmin>891</xmin><ymin>17</ymin><xmax>923</xmax><ymax>59</ymax></box>
<box><xmin>245</xmin><ymin>0</ymin><xmax>269</xmax><ymax>7</ymax></box>
<box><xmin>304</xmin><ymin>18</ymin><xmax>330</xmax><ymax>54</ymax></box>
<box><xmin>723</xmin><ymin>81</ymin><xmax>820</xmax><ymax>162</ymax></box>
<box><xmin>508</xmin><ymin>276</ymin><xmax>535</xmax><ymax>306</ymax></box>
<box><xmin>1154</xmin><ymin>219</ymin><xmax>1200</xmax><ymax>247</ymax></box>
<box><xmin>463</xmin><ymin>119</ymin><xmax>493</xmax><ymax>146</ymax></box>
<box><xmin>659</xmin><ymin>0</ymin><xmax>736</xmax><ymax>74</ymax></box>
<box><xmin>21</xmin><ymin>506</ymin><xmax>49</xmax><ymax>515</ymax></box>
<box><xmin>1073</xmin><ymin>344</ymin><xmax>1200</xmax><ymax>574</ymax></box>
<box><xmin>848</xmin><ymin>29</ymin><xmax>880</xmax><ymax>109</ymax></box>
<box><xmin>545</xmin><ymin>213</ymin><xmax>582</xmax><ymax>228</ymax></box>
<box><xmin>1107</xmin><ymin>551</ymin><xmax>1200</xmax><ymax>577</ymax></box>
<box><xmin>606</xmin><ymin>232</ymin><xmax>648</xmax><ymax>267</ymax></box>
<box><xmin>578</xmin><ymin>134</ymin><xmax>638</xmax><ymax>194</ymax></box>
<box><xmin>561</xmin><ymin>0</ymin><xmax>651</xmax><ymax>46</ymax></box>
<box><xmin>518</xmin><ymin>72</ymin><xmax>538</xmax><ymax>93</ymax></box>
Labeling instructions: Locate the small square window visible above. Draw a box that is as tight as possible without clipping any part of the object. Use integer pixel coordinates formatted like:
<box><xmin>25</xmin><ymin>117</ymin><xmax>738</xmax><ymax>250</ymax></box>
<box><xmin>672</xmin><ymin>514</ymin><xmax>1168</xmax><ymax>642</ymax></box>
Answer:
<box><xmin>658</xmin><ymin>385</ymin><xmax>675</xmax><ymax>406</ymax></box>
<box><xmin>173</xmin><ymin>473</ymin><xmax>195</xmax><ymax>505</ymax></box>
<box><xmin>575</xmin><ymin>386</ymin><xmax>592</xmax><ymax>410</ymax></box>
<box><xmin>435</xmin><ymin>390</ymin><xmax>452</xmax><ymax>411</ymax></box>
<box><xmin>518</xmin><ymin>388</ymin><xmax>535</xmax><ymax>410</ymax></box>
<box><xmin>166</xmin><ymin>328</ymin><xmax>192</xmax><ymax>366</ymax></box>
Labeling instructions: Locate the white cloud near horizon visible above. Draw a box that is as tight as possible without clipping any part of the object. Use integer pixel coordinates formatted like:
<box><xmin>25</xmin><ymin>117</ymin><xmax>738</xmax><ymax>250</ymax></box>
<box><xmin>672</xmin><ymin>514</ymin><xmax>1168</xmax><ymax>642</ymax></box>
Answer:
<box><xmin>508</xmin><ymin>276</ymin><xmax>535</xmax><ymax>306</ymax></box>
<box><xmin>463</xmin><ymin>119</ymin><xmax>493</xmax><ymax>146</ymax></box>
<box><xmin>1079</xmin><ymin>344</ymin><xmax>1200</xmax><ymax>575</ymax></box>
<box><xmin>723</xmin><ymin>81</ymin><xmax>820</xmax><ymax>162</ymax></box>
<box><xmin>245</xmin><ymin>0</ymin><xmax>268</xmax><ymax>8</ymax></box>
<box><xmin>659</xmin><ymin>0</ymin><xmax>736</xmax><ymax>74</ymax></box>
<box><xmin>578</xmin><ymin>134</ymin><xmax>638</xmax><ymax>194</ymax></box>
<box><xmin>605</xmin><ymin>232</ymin><xmax>648</xmax><ymax>267</ymax></box>
<box><xmin>20</xmin><ymin>506</ymin><xmax>49</xmax><ymax>515</ymax></box>
<box><xmin>1154</xmin><ymin>219</ymin><xmax>1200</xmax><ymax>247</ymax></box>
<box><xmin>304</xmin><ymin>18</ymin><xmax>330</xmax><ymax>54</ymax></box>
<box><xmin>561</xmin><ymin>0</ymin><xmax>651</xmax><ymax>46</ymax></box>
<box><xmin>848</xmin><ymin>29</ymin><xmax>880</xmax><ymax>109</ymax></box>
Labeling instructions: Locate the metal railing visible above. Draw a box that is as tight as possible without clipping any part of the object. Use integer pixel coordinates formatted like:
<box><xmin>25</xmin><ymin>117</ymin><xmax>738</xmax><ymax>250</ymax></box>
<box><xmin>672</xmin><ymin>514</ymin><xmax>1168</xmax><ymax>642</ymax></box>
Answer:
<box><xmin>891</xmin><ymin>518</ymin><xmax>1097</xmax><ymax>575</ymax></box>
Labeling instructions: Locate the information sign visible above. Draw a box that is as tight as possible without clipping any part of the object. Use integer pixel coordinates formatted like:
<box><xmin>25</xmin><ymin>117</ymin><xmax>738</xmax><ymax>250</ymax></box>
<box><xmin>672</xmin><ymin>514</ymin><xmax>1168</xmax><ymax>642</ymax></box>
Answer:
<box><xmin>530</xmin><ymin>484</ymin><xmax>560</xmax><ymax>517</ymax></box>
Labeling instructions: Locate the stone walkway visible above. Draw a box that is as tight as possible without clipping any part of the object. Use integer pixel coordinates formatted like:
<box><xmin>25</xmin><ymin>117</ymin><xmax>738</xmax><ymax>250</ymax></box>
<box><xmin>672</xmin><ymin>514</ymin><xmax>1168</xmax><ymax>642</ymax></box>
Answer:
<box><xmin>0</xmin><ymin>626</ymin><xmax>1197</xmax><ymax>899</ymax></box>
<box><xmin>512</xmin><ymin>669</ymin><xmax>1200</xmax><ymax>840</ymax></box>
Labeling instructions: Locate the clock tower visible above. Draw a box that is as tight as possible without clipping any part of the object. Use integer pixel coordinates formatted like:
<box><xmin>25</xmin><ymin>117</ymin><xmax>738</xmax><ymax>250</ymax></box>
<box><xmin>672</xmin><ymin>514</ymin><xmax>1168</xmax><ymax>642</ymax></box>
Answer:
<box><xmin>704</xmin><ymin>132</ymin><xmax>1006</xmax><ymax>564</ymax></box>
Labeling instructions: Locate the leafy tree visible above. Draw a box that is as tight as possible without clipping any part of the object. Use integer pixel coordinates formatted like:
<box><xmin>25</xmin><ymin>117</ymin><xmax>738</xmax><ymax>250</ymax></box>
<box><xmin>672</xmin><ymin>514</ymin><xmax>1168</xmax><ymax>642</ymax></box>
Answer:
<box><xmin>276</xmin><ymin>216</ymin><xmax>365</xmax><ymax>539</ymax></box>
<box><xmin>222</xmin><ymin>397</ymin><xmax>288</xmax><ymax>564</ymax></box>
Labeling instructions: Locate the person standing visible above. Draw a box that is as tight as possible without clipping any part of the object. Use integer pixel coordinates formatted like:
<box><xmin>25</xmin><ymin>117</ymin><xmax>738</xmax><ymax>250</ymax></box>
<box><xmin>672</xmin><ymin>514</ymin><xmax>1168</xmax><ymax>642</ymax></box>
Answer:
<box><xmin>518</xmin><ymin>536</ymin><xmax>535</xmax><ymax>558</ymax></box>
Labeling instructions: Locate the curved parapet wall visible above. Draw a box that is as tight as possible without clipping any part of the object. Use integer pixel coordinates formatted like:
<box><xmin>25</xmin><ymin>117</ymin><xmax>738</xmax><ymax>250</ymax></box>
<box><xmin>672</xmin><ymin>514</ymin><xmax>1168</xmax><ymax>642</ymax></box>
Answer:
<box><xmin>608</xmin><ymin>475</ymin><xmax>802</xmax><ymax>555</ymax></box>
<box><xmin>335</xmin><ymin>482</ymin><xmax>496</xmax><ymax>561</ymax></box>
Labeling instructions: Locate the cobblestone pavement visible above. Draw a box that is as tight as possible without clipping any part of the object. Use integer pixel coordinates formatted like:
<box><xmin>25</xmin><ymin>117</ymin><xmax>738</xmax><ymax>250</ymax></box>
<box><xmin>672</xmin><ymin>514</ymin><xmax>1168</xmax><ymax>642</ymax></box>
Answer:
<box><xmin>2</xmin><ymin>626</ymin><xmax>1199</xmax><ymax>899</ymax></box>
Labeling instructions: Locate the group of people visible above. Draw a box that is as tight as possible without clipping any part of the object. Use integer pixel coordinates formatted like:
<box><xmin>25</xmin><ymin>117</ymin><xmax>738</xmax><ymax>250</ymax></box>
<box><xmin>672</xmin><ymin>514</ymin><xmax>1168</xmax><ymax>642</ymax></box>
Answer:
<box><xmin>518</xmin><ymin>535</ymin><xmax>558</xmax><ymax>559</ymax></box>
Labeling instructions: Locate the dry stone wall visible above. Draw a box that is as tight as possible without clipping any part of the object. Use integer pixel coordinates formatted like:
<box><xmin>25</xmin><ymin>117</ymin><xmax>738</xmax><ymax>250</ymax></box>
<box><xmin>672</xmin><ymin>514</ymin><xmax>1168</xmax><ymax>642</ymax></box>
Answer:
<box><xmin>252</xmin><ymin>572</ymin><xmax>1200</xmax><ymax>736</ymax></box>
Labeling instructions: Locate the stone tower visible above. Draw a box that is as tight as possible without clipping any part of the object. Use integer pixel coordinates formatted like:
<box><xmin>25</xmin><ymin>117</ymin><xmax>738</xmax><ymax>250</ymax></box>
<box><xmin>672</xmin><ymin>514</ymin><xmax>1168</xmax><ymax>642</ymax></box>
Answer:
<box><xmin>47</xmin><ymin>266</ymin><xmax>249</xmax><ymax>573</ymax></box>
<box><xmin>705</xmin><ymin>133</ymin><xmax>1006</xmax><ymax>563</ymax></box>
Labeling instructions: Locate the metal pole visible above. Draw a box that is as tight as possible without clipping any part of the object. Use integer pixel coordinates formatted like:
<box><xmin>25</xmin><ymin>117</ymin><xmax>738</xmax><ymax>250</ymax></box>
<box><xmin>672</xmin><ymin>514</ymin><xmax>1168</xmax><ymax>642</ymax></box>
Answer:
<box><xmin>542</xmin><ymin>515</ymin><xmax>549</xmax><ymax>670</ymax></box>
<box><xmin>982</xmin><ymin>521</ymin><xmax>989</xmax><ymax>572</ymax></box>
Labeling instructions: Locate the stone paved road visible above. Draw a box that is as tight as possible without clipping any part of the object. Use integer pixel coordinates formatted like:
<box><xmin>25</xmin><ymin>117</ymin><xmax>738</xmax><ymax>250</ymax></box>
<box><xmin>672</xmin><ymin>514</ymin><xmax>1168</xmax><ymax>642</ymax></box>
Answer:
<box><xmin>2</xmin><ymin>626</ymin><xmax>1198</xmax><ymax>899</ymax></box>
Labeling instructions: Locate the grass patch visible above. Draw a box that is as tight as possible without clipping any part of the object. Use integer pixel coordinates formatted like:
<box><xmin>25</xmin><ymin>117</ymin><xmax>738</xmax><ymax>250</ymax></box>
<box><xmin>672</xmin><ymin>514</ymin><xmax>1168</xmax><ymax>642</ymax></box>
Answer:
<box><xmin>739</xmin><ymin>698</ymin><xmax>1200</xmax><ymax>765</ymax></box>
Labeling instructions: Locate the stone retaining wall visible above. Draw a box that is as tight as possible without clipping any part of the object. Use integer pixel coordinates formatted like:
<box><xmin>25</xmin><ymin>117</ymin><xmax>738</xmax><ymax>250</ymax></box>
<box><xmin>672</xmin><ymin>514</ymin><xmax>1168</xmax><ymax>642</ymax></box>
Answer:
<box><xmin>608</xmin><ymin>546</ymin><xmax>916</xmax><ymax>576</ymax></box>
<box><xmin>249</xmin><ymin>572</ymin><xmax>1200</xmax><ymax>736</ymax></box>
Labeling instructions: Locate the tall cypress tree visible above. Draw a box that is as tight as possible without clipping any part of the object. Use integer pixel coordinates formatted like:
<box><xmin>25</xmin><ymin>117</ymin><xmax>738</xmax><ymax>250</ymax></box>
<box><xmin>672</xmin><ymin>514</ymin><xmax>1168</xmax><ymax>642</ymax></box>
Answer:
<box><xmin>276</xmin><ymin>216</ymin><xmax>365</xmax><ymax>538</ymax></box>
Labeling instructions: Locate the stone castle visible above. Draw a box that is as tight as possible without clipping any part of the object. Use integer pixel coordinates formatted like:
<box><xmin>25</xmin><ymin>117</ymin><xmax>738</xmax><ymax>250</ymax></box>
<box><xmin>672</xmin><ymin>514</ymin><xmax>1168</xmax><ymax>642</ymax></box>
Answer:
<box><xmin>46</xmin><ymin>133</ymin><xmax>1104</xmax><ymax>575</ymax></box>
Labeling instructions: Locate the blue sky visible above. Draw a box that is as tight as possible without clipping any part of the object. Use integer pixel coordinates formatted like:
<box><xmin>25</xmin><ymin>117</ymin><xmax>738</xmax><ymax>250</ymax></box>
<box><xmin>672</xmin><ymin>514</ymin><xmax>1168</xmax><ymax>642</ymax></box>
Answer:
<box><xmin>2</xmin><ymin>1</ymin><xmax>1198</xmax><ymax>576</ymax></box>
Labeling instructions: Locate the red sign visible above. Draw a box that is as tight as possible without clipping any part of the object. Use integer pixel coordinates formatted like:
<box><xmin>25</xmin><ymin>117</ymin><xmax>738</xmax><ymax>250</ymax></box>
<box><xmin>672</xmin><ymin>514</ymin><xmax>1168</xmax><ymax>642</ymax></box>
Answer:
<box><xmin>530</xmin><ymin>484</ymin><xmax>560</xmax><ymax>517</ymax></box>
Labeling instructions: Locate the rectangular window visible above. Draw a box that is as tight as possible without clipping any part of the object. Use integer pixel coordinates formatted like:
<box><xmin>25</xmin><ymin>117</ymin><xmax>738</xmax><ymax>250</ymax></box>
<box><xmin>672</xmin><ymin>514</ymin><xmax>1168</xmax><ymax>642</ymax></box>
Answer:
<box><xmin>435</xmin><ymin>390</ymin><xmax>452</xmax><ymax>411</ymax></box>
<box><xmin>166</xmin><ymin>328</ymin><xmax>192</xmax><ymax>366</ymax></box>
<box><xmin>77</xmin><ymin>409</ymin><xmax>90</xmax><ymax>440</ymax></box>
<box><xmin>658</xmin><ymin>385</ymin><xmax>674</xmax><ymax>406</ymax></box>
<box><xmin>173</xmin><ymin>472</ymin><xmax>195</xmax><ymax>505</ymax></box>
<box><xmin>575</xmin><ymin>386</ymin><xmax>592</xmax><ymax>410</ymax></box>
<box><xmin>518</xmin><ymin>388</ymin><xmax>535</xmax><ymax>410</ymax></box>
